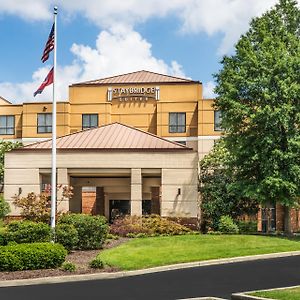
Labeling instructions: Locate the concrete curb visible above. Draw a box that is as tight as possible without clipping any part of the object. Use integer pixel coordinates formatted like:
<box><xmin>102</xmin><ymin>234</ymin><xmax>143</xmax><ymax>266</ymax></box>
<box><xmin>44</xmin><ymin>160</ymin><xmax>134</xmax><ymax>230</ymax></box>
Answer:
<box><xmin>231</xmin><ymin>285</ymin><xmax>300</xmax><ymax>300</ymax></box>
<box><xmin>1</xmin><ymin>251</ymin><xmax>300</xmax><ymax>288</ymax></box>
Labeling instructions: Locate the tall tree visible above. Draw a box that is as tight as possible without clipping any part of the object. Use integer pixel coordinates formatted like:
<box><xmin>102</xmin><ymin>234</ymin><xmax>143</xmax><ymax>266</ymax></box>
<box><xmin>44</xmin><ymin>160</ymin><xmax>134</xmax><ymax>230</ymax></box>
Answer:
<box><xmin>214</xmin><ymin>0</ymin><xmax>300</xmax><ymax>233</ymax></box>
<box><xmin>200</xmin><ymin>139</ymin><xmax>258</xmax><ymax>231</ymax></box>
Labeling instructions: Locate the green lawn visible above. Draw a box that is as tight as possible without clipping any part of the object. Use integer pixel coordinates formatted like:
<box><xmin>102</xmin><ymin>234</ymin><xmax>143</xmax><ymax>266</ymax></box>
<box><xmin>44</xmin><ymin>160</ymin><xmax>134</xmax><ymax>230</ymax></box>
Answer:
<box><xmin>250</xmin><ymin>287</ymin><xmax>300</xmax><ymax>299</ymax></box>
<box><xmin>99</xmin><ymin>234</ymin><xmax>300</xmax><ymax>270</ymax></box>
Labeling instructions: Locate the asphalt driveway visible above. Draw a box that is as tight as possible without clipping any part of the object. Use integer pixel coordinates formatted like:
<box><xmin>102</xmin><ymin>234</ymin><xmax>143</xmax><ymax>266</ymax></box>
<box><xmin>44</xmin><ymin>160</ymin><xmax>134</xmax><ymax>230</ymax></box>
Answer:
<box><xmin>1</xmin><ymin>255</ymin><xmax>300</xmax><ymax>300</ymax></box>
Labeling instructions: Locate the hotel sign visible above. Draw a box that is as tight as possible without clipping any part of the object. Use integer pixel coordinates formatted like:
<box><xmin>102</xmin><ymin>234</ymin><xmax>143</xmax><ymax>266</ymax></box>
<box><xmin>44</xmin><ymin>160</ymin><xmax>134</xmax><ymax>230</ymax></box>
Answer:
<box><xmin>107</xmin><ymin>86</ymin><xmax>160</xmax><ymax>102</ymax></box>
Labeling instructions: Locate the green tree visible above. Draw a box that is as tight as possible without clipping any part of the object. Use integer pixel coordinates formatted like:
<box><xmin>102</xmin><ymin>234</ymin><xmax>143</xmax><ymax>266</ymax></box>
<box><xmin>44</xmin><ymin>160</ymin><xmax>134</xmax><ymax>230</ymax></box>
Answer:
<box><xmin>0</xmin><ymin>141</ymin><xmax>22</xmax><ymax>185</ymax></box>
<box><xmin>200</xmin><ymin>139</ymin><xmax>258</xmax><ymax>231</ymax></box>
<box><xmin>214</xmin><ymin>0</ymin><xmax>300</xmax><ymax>233</ymax></box>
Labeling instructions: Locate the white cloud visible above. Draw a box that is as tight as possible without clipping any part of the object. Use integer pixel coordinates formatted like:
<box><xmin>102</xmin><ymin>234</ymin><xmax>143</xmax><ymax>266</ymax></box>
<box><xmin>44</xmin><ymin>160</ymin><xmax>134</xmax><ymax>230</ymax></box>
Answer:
<box><xmin>179</xmin><ymin>0</ymin><xmax>278</xmax><ymax>54</ymax></box>
<box><xmin>0</xmin><ymin>0</ymin><xmax>51</xmax><ymax>21</ymax></box>
<box><xmin>0</xmin><ymin>0</ymin><xmax>285</xmax><ymax>54</ymax></box>
<box><xmin>0</xmin><ymin>26</ymin><xmax>185</xmax><ymax>103</ymax></box>
<box><xmin>1</xmin><ymin>0</ymin><xmax>298</xmax><ymax>103</ymax></box>
<box><xmin>203</xmin><ymin>81</ymin><xmax>217</xmax><ymax>99</ymax></box>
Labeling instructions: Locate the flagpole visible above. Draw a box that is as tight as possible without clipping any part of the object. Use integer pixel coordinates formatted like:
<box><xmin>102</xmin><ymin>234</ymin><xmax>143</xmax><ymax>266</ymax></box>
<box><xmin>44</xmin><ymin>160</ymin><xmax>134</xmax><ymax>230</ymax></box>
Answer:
<box><xmin>50</xmin><ymin>6</ymin><xmax>58</xmax><ymax>232</ymax></box>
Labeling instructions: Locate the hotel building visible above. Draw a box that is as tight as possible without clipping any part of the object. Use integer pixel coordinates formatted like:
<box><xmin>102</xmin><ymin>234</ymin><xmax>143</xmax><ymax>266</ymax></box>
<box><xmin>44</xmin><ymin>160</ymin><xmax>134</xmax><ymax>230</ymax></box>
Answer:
<box><xmin>4</xmin><ymin>70</ymin><xmax>293</xmax><ymax>232</ymax></box>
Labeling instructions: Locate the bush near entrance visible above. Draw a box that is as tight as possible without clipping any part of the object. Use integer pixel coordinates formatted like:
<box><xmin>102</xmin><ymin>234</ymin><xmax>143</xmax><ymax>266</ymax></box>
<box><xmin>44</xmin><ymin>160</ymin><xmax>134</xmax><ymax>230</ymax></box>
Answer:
<box><xmin>5</xmin><ymin>221</ymin><xmax>51</xmax><ymax>244</ymax></box>
<box><xmin>0</xmin><ymin>242</ymin><xmax>67</xmax><ymax>271</ymax></box>
<box><xmin>58</xmin><ymin>213</ymin><xmax>108</xmax><ymax>250</ymax></box>
<box><xmin>109</xmin><ymin>214</ymin><xmax>191</xmax><ymax>237</ymax></box>
<box><xmin>55</xmin><ymin>223</ymin><xmax>79</xmax><ymax>251</ymax></box>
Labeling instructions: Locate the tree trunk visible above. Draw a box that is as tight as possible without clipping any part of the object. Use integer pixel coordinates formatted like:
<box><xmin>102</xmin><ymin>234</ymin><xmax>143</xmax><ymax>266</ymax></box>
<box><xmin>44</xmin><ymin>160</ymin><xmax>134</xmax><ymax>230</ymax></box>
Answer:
<box><xmin>284</xmin><ymin>206</ymin><xmax>292</xmax><ymax>235</ymax></box>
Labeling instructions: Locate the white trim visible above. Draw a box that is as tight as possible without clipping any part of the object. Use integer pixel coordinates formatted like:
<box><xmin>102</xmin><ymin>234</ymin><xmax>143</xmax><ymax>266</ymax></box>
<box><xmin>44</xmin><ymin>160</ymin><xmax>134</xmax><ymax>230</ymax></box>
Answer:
<box><xmin>163</xmin><ymin>136</ymin><xmax>221</xmax><ymax>142</ymax></box>
<box><xmin>163</xmin><ymin>136</ymin><xmax>198</xmax><ymax>142</ymax></box>
<box><xmin>197</xmin><ymin>136</ymin><xmax>221</xmax><ymax>140</ymax></box>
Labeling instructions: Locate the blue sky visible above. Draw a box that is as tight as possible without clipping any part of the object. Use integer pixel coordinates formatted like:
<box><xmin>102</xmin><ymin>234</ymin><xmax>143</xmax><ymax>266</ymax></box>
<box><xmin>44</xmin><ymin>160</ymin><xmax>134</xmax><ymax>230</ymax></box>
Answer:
<box><xmin>0</xmin><ymin>0</ymin><xmax>284</xmax><ymax>103</ymax></box>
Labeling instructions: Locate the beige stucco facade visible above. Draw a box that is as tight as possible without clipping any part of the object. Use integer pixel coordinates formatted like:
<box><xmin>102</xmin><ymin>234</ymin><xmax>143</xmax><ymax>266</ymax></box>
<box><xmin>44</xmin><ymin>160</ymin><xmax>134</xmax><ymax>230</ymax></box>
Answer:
<box><xmin>4</xmin><ymin>149</ymin><xmax>198</xmax><ymax>220</ymax></box>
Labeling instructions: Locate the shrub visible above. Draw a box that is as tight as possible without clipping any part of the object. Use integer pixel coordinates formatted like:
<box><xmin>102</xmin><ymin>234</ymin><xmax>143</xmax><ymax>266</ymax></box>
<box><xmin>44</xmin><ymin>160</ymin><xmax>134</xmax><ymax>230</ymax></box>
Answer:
<box><xmin>55</xmin><ymin>223</ymin><xmax>79</xmax><ymax>251</ymax></box>
<box><xmin>12</xmin><ymin>186</ymin><xmax>73</xmax><ymax>223</ymax></box>
<box><xmin>106</xmin><ymin>233</ymin><xmax>119</xmax><ymax>240</ymax></box>
<box><xmin>0</xmin><ymin>195</ymin><xmax>10</xmax><ymax>219</ymax></box>
<box><xmin>58</xmin><ymin>214</ymin><xmax>108</xmax><ymax>250</ymax></box>
<box><xmin>61</xmin><ymin>261</ymin><xmax>76</xmax><ymax>272</ymax></box>
<box><xmin>5</xmin><ymin>221</ymin><xmax>51</xmax><ymax>244</ymax></box>
<box><xmin>0</xmin><ymin>242</ymin><xmax>67</xmax><ymax>271</ymax></box>
<box><xmin>218</xmin><ymin>216</ymin><xmax>239</xmax><ymax>234</ymax></box>
<box><xmin>0</xmin><ymin>227</ymin><xmax>7</xmax><ymax>246</ymax></box>
<box><xmin>89</xmin><ymin>257</ymin><xmax>104</xmax><ymax>269</ymax></box>
<box><xmin>236</xmin><ymin>221</ymin><xmax>258</xmax><ymax>233</ymax></box>
<box><xmin>110</xmin><ymin>214</ymin><xmax>191</xmax><ymax>237</ymax></box>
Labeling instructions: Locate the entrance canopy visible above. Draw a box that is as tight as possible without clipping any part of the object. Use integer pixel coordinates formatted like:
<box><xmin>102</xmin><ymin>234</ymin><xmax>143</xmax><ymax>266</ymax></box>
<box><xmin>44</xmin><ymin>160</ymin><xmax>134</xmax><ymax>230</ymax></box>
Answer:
<box><xmin>5</xmin><ymin>122</ymin><xmax>198</xmax><ymax>222</ymax></box>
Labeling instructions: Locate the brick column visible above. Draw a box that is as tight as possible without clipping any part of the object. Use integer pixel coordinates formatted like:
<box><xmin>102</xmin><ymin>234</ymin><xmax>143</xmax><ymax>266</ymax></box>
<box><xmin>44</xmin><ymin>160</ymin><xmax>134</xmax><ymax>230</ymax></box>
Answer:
<box><xmin>131</xmin><ymin>168</ymin><xmax>142</xmax><ymax>216</ymax></box>
<box><xmin>57</xmin><ymin>168</ymin><xmax>69</xmax><ymax>212</ymax></box>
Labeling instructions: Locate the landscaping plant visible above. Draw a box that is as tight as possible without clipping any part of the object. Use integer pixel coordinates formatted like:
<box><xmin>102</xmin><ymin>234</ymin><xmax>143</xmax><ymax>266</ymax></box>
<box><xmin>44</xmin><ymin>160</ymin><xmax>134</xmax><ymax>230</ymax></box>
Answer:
<box><xmin>109</xmin><ymin>214</ymin><xmax>191</xmax><ymax>237</ymax></box>
<box><xmin>89</xmin><ymin>257</ymin><xmax>104</xmax><ymax>269</ymax></box>
<box><xmin>55</xmin><ymin>223</ymin><xmax>79</xmax><ymax>251</ymax></box>
<box><xmin>5</xmin><ymin>220</ymin><xmax>51</xmax><ymax>244</ymax></box>
<box><xmin>217</xmin><ymin>216</ymin><xmax>239</xmax><ymax>234</ymax></box>
<box><xmin>58</xmin><ymin>213</ymin><xmax>108</xmax><ymax>250</ymax></box>
<box><xmin>0</xmin><ymin>195</ymin><xmax>10</xmax><ymax>220</ymax></box>
<box><xmin>12</xmin><ymin>185</ymin><xmax>73</xmax><ymax>223</ymax></box>
<box><xmin>0</xmin><ymin>242</ymin><xmax>67</xmax><ymax>271</ymax></box>
<box><xmin>60</xmin><ymin>261</ymin><xmax>76</xmax><ymax>272</ymax></box>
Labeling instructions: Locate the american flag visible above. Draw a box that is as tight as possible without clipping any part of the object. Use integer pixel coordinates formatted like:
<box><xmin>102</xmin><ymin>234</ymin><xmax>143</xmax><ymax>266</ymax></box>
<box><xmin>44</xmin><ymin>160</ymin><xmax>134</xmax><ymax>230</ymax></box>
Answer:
<box><xmin>41</xmin><ymin>24</ymin><xmax>54</xmax><ymax>63</ymax></box>
<box><xmin>34</xmin><ymin>67</ymin><xmax>54</xmax><ymax>97</ymax></box>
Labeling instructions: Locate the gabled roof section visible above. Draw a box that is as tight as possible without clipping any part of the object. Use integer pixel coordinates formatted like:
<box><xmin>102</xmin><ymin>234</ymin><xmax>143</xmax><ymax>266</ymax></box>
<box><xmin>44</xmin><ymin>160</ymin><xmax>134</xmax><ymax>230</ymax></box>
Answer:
<box><xmin>22</xmin><ymin>123</ymin><xmax>192</xmax><ymax>151</ymax></box>
<box><xmin>72</xmin><ymin>70</ymin><xmax>200</xmax><ymax>86</ymax></box>
<box><xmin>0</xmin><ymin>96</ymin><xmax>12</xmax><ymax>105</ymax></box>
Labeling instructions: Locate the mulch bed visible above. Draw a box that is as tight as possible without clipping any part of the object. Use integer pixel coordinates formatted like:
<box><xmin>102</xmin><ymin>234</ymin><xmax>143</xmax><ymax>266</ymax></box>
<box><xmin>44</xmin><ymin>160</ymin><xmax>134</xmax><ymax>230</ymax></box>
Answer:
<box><xmin>0</xmin><ymin>237</ymin><xmax>129</xmax><ymax>281</ymax></box>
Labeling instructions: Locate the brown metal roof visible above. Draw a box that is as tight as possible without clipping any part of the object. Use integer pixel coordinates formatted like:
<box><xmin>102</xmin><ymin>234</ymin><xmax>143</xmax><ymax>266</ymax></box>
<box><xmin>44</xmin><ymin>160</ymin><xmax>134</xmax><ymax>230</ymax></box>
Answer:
<box><xmin>72</xmin><ymin>70</ymin><xmax>200</xmax><ymax>86</ymax></box>
<box><xmin>0</xmin><ymin>96</ymin><xmax>12</xmax><ymax>105</ymax></box>
<box><xmin>22</xmin><ymin>123</ymin><xmax>192</xmax><ymax>151</ymax></box>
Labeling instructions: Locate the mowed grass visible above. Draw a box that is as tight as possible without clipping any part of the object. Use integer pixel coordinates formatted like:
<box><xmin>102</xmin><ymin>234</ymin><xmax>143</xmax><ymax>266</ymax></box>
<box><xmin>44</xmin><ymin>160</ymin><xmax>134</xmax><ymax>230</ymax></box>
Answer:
<box><xmin>99</xmin><ymin>234</ymin><xmax>300</xmax><ymax>270</ymax></box>
<box><xmin>250</xmin><ymin>287</ymin><xmax>300</xmax><ymax>300</ymax></box>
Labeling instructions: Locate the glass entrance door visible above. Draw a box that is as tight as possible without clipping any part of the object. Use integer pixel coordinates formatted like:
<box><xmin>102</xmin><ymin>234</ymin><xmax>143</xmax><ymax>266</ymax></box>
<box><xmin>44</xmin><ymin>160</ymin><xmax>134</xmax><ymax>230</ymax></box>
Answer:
<box><xmin>109</xmin><ymin>200</ymin><xmax>130</xmax><ymax>222</ymax></box>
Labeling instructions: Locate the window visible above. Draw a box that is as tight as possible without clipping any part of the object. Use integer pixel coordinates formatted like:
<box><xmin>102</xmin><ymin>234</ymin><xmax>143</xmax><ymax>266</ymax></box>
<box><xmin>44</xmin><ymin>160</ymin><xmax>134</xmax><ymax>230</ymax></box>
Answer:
<box><xmin>0</xmin><ymin>115</ymin><xmax>15</xmax><ymax>135</ymax></box>
<box><xmin>82</xmin><ymin>114</ymin><xmax>98</xmax><ymax>130</ymax></box>
<box><xmin>169</xmin><ymin>112</ymin><xmax>186</xmax><ymax>133</ymax></box>
<box><xmin>37</xmin><ymin>113</ymin><xmax>52</xmax><ymax>133</ymax></box>
<box><xmin>214</xmin><ymin>110</ymin><xmax>223</xmax><ymax>131</ymax></box>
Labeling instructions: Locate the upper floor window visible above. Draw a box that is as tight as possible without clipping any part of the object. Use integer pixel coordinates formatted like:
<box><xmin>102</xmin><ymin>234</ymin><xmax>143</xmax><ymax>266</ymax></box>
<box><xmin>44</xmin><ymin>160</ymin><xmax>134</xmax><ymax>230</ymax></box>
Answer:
<box><xmin>0</xmin><ymin>115</ymin><xmax>15</xmax><ymax>135</ymax></box>
<box><xmin>82</xmin><ymin>114</ymin><xmax>98</xmax><ymax>130</ymax></box>
<box><xmin>169</xmin><ymin>112</ymin><xmax>186</xmax><ymax>133</ymax></box>
<box><xmin>214</xmin><ymin>110</ymin><xmax>223</xmax><ymax>131</ymax></box>
<box><xmin>37</xmin><ymin>113</ymin><xmax>52</xmax><ymax>133</ymax></box>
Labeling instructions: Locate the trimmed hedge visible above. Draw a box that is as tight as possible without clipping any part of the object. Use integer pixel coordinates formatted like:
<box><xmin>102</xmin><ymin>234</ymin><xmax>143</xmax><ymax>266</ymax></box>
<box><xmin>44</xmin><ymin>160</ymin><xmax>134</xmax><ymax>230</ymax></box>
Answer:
<box><xmin>58</xmin><ymin>214</ymin><xmax>108</xmax><ymax>250</ymax></box>
<box><xmin>0</xmin><ymin>242</ymin><xmax>67</xmax><ymax>271</ymax></box>
<box><xmin>5</xmin><ymin>221</ymin><xmax>51</xmax><ymax>244</ymax></box>
<box><xmin>55</xmin><ymin>223</ymin><xmax>79</xmax><ymax>251</ymax></box>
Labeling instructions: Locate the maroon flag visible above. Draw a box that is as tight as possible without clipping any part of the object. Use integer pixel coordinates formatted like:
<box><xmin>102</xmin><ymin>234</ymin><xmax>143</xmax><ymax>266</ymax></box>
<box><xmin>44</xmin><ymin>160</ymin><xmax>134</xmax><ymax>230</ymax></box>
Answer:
<box><xmin>34</xmin><ymin>67</ymin><xmax>54</xmax><ymax>97</ymax></box>
<box><xmin>41</xmin><ymin>24</ymin><xmax>54</xmax><ymax>63</ymax></box>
